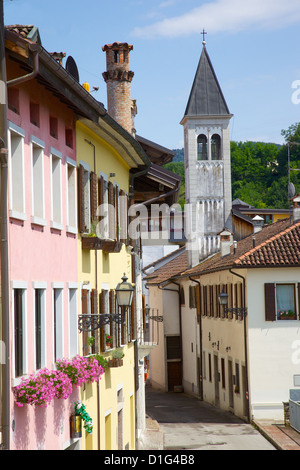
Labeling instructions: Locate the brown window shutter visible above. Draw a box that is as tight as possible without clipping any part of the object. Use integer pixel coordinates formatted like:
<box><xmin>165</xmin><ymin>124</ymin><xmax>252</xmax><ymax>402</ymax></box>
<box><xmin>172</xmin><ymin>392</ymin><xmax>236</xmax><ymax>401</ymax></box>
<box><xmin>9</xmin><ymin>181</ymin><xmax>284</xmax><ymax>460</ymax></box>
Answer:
<box><xmin>265</xmin><ymin>283</ymin><xmax>276</xmax><ymax>321</ymax></box>
<box><xmin>203</xmin><ymin>285</ymin><xmax>207</xmax><ymax>316</ymax></box>
<box><xmin>91</xmin><ymin>289</ymin><xmax>98</xmax><ymax>353</ymax></box>
<box><xmin>78</xmin><ymin>164</ymin><xmax>86</xmax><ymax>233</ymax></box>
<box><xmin>90</xmin><ymin>172</ymin><xmax>98</xmax><ymax>222</ymax></box>
<box><xmin>81</xmin><ymin>288</ymin><xmax>89</xmax><ymax>356</ymax></box>
<box><xmin>99</xmin><ymin>291</ymin><xmax>105</xmax><ymax>352</ymax></box>
<box><xmin>196</xmin><ymin>284</ymin><xmax>201</xmax><ymax>319</ymax></box>
<box><xmin>98</xmin><ymin>175</ymin><xmax>104</xmax><ymax>206</ymax></box>
<box><xmin>119</xmin><ymin>189</ymin><xmax>126</xmax><ymax>243</ymax></box>
<box><xmin>109</xmin><ymin>290</ymin><xmax>115</xmax><ymax>342</ymax></box>
<box><xmin>108</xmin><ymin>181</ymin><xmax>115</xmax><ymax>239</ymax></box>
<box><xmin>115</xmin><ymin>185</ymin><xmax>120</xmax><ymax>241</ymax></box>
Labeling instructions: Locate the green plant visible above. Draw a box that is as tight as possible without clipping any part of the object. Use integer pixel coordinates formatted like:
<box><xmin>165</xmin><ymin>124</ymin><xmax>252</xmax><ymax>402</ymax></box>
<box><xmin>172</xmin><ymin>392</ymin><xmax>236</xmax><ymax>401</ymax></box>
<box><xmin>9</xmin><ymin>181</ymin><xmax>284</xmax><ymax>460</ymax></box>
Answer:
<box><xmin>105</xmin><ymin>333</ymin><xmax>113</xmax><ymax>346</ymax></box>
<box><xmin>88</xmin><ymin>219</ymin><xmax>99</xmax><ymax>238</ymax></box>
<box><xmin>88</xmin><ymin>336</ymin><xmax>95</xmax><ymax>348</ymax></box>
<box><xmin>112</xmin><ymin>349</ymin><xmax>124</xmax><ymax>360</ymax></box>
<box><xmin>93</xmin><ymin>354</ymin><xmax>108</xmax><ymax>370</ymax></box>
<box><xmin>74</xmin><ymin>401</ymin><xmax>93</xmax><ymax>434</ymax></box>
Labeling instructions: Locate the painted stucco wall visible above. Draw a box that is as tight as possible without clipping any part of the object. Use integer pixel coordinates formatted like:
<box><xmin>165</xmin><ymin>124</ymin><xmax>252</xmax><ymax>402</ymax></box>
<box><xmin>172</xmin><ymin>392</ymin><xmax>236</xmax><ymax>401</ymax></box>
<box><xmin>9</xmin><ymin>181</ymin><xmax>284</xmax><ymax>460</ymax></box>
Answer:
<box><xmin>76</xmin><ymin>121</ymin><xmax>136</xmax><ymax>450</ymax></box>
<box><xmin>7</xmin><ymin>69</ymin><xmax>78</xmax><ymax>450</ymax></box>
<box><xmin>247</xmin><ymin>267</ymin><xmax>300</xmax><ymax>420</ymax></box>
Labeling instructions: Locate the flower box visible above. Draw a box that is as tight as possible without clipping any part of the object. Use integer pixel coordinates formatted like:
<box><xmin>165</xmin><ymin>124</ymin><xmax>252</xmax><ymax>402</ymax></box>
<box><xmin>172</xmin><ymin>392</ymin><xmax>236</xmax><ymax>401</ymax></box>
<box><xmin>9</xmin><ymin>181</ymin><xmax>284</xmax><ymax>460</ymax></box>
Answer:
<box><xmin>102</xmin><ymin>240</ymin><xmax>123</xmax><ymax>253</ymax></box>
<box><xmin>279</xmin><ymin>315</ymin><xmax>296</xmax><ymax>320</ymax></box>
<box><xmin>108</xmin><ymin>358</ymin><xmax>123</xmax><ymax>368</ymax></box>
<box><xmin>82</xmin><ymin>236</ymin><xmax>105</xmax><ymax>250</ymax></box>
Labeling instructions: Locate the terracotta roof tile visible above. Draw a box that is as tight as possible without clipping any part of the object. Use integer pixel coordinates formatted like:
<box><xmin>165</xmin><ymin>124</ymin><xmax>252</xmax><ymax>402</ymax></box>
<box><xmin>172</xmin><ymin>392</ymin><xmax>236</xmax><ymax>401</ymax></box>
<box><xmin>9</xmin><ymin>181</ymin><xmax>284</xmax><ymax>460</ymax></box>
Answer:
<box><xmin>182</xmin><ymin>218</ymin><xmax>300</xmax><ymax>278</ymax></box>
<box><xmin>145</xmin><ymin>250</ymin><xmax>188</xmax><ymax>285</ymax></box>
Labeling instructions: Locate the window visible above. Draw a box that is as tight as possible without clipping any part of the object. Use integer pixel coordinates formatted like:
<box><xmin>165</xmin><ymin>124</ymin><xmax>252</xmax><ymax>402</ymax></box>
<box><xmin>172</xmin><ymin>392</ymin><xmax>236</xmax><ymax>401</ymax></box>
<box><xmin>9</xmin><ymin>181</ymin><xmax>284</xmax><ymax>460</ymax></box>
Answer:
<box><xmin>50</xmin><ymin>116</ymin><xmax>58</xmax><ymax>139</ymax></box>
<box><xmin>14</xmin><ymin>288</ymin><xmax>25</xmax><ymax>377</ymax></box>
<box><xmin>211</xmin><ymin>134</ymin><xmax>221</xmax><ymax>160</ymax></box>
<box><xmin>30</xmin><ymin>102</ymin><xmax>40</xmax><ymax>127</ymax></box>
<box><xmin>235</xmin><ymin>363</ymin><xmax>240</xmax><ymax>394</ymax></box>
<box><xmin>50</xmin><ymin>150</ymin><xmax>63</xmax><ymax>230</ymax></box>
<box><xmin>53</xmin><ymin>286</ymin><xmax>63</xmax><ymax>361</ymax></box>
<box><xmin>265</xmin><ymin>283</ymin><xmax>298</xmax><ymax>321</ymax></box>
<box><xmin>31</xmin><ymin>137</ymin><xmax>45</xmax><ymax>224</ymax></box>
<box><xmin>221</xmin><ymin>358</ymin><xmax>226</xmax><ymax>389</ymax></box>
<box><xmin>68</xmin><ymin>286</ymin><xmax>78</xmax><ymax>358</ymax></box>
<box><xmin>78</xmin><ymin>162</ymin><xmax>91</xmax><ymax>233</ymax></box>
<box><xmin>8</xmin><ymin>88</ymin><xmax>19</xmax><ymax>114</ymax></box>
<box><xmin>34</xmin><ymin>287</ymin><xmax>46</xmax><ymax>370</ymax></box>
<box><xmin>189</xmin><ymin>285</ymin><xmax>197</xmax><ymax>308</ymax></box>
<box><xmin>197</xmin><ymin>134</ymin><xmax>207</xmax><ymax>160</ymax></box>
<box><xmin>166</xmin><ymin>336</ymin><xmax>181</xmax><ymax>360</ymax></box>
<box><xmin>65</xmin><ymin>128</ymin><xmax>73</xmax><ymax>148</ymax></box>
<box><xmin>276</xmin><ymin>284</ymin><xmax>297</xmax><ymax>320</ymax></box>
<box><xmin>66</xmin><ymin>160</ymin><xmax>77</xmax><ymax>233</ymax></box>
<box><xmin>8</xmin><ymin>123</ymin><xmax>26</xmax><ymax>220</ymax></box>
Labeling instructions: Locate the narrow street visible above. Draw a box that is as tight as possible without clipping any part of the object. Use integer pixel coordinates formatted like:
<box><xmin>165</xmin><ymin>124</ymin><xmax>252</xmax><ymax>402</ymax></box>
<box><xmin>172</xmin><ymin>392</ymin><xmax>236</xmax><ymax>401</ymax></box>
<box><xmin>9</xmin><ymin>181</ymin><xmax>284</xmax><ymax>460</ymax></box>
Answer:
<box><xmin>145</xmin><ymin>387</ymin><xmax>276</xmax><ymax>450</ymax></box>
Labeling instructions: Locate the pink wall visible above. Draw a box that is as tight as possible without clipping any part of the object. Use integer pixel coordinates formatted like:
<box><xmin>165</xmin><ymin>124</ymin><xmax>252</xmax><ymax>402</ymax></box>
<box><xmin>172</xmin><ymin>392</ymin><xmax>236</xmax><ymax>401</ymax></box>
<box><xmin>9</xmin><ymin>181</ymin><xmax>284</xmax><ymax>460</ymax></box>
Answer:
<box><xmin>7</xmin><ymin>70</ymin><xmax>79</xmax><ymax>449</ymax></box>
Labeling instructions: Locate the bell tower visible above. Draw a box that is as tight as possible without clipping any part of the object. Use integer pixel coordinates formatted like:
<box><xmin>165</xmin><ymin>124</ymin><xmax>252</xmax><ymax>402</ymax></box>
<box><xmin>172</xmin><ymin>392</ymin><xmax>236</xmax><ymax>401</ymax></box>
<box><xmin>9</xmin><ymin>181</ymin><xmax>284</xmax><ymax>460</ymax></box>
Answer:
<box><xmin>102</xmin><ymin>42</ymin><xmax>137</xmax><ymax>135</ymax></box>
<box><xmin>181</xmin><ymin>39</ymin><xmax>233</xmax><ymax>267</ymax></box>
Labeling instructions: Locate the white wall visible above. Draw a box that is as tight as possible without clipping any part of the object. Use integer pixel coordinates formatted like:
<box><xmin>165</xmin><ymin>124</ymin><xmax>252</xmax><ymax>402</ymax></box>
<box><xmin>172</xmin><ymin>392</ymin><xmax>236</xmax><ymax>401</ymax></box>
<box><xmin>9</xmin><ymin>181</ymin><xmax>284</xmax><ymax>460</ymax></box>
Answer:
<box><xmin>247</xmin><ymin>268</ymin><xmax>300</xmax><ymax>420</ymax></box>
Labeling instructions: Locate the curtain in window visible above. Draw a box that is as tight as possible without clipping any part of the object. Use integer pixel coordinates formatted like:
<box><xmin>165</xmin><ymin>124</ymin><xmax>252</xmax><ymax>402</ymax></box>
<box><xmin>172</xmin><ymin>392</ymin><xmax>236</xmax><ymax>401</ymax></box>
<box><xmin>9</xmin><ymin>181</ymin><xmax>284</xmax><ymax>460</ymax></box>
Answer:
<box><xmin>276</xmin><ymin>284</ymin><xmax>295</xmax><ymax>317</ymax></box>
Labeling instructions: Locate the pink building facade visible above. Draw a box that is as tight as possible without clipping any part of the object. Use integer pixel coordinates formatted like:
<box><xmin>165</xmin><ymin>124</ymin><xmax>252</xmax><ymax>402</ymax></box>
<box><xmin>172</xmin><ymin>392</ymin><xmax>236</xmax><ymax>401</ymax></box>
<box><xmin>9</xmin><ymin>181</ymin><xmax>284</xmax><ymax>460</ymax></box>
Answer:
<box><xmin>7</xmin><ymin>59</ymin><xmax>79</xmax><ymax>449</ymax></box>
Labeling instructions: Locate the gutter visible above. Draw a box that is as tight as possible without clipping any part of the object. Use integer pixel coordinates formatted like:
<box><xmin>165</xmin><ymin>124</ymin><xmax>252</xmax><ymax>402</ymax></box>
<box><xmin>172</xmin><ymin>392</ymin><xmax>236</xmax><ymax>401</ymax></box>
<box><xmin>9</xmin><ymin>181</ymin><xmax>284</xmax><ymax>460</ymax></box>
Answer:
<box><xmin>188</xmin><ymin>276</ymin><xmax>203</xmax><ymax>401</ymax></box>
<box><xmin>7</xmin><ymin>43</ymin><xmax>39</xmax><ymax>87</ymax></box>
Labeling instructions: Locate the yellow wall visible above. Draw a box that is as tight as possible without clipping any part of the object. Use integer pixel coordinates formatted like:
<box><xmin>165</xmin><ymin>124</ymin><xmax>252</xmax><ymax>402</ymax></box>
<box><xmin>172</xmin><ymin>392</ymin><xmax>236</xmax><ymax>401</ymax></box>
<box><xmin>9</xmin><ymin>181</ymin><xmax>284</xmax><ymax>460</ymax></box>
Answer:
<box><xmin>76</xmin><ymin>121</ymin><xmax>136</xmax><ymax>450</ymax></box>
<box><xmin>273</xmin><ymin>213</ymin><xmax>289</xmax><ymax>223</ymax></box>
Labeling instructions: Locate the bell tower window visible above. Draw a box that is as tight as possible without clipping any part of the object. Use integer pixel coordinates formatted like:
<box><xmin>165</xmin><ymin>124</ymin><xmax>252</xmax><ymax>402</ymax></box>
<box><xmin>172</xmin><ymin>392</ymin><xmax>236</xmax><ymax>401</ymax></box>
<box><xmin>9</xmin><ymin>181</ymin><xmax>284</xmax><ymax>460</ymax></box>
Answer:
<box><xmin>211</xmin><ymin>134</ymin><xmax>221</xmax><ymax>160</ymax></box>
<box><xmin>197</xmin><ymin>134</ymin><xmax>208</xmax><ymax>160</ymax></box>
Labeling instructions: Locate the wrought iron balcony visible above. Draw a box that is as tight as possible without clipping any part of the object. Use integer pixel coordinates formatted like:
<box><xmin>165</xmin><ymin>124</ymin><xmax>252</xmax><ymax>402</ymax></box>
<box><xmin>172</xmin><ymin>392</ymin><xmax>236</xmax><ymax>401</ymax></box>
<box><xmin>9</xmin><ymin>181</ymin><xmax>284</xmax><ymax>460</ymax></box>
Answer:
<box><xmin>78</xmin><ymin>312</ymin><xmax>126</xmax><ymax>332</ymax></box>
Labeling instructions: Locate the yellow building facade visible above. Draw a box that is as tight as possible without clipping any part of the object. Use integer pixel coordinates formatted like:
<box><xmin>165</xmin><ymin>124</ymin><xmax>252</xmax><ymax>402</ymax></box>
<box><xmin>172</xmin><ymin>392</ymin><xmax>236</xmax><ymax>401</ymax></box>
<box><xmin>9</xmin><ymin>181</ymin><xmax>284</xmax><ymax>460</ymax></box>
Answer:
<box><xmin>75</xmin><ymin>118</ymin><xmax>148</xmax><ymax>450</ymax></box>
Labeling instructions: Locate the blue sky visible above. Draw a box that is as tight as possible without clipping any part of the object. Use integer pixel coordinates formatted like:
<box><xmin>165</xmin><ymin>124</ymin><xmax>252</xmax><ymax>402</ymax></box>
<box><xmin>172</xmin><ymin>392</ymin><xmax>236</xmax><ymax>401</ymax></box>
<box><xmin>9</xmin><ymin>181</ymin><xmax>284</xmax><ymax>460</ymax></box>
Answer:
<box><xmin>3</xmin><ymin>0</ymin><xmax>300</xmax><ymax>149</ymax></box>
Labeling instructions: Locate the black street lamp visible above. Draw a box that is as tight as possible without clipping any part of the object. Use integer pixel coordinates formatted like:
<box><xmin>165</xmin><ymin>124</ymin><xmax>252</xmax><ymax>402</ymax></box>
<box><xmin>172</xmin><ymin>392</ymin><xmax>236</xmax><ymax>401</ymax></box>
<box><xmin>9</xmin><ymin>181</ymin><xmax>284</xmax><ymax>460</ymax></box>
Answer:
<box><xmin>218</xmin><ymin>289</ymin><xmax>247</xmax><ymax>319</ymax></box>
<box><xmin>115</xmin><ymin>273</ymin><xmax>134</xmax><ymax>308</ymax></box>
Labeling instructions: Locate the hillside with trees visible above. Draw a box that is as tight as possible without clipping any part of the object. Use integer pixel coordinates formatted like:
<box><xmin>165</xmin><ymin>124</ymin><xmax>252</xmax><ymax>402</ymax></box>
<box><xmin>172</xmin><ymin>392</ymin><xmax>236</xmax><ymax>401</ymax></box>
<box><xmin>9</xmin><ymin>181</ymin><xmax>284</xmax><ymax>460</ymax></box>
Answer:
<box><xmin>164</xmin><ymin>123</ymin><xmax>300</xmax><ymax>209</ymax></box>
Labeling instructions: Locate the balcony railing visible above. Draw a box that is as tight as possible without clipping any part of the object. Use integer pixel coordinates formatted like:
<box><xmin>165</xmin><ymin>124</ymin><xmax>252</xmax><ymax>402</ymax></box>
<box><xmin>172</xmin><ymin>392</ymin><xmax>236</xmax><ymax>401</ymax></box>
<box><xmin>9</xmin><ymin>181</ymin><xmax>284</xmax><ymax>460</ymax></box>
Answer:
<box><xmin>78</xmin><ymin>312</ymin><xmax>126</xmax><ymax>332</ymax></box>
<box><xmin>137</xmin><ymin>307</ymin><xmax>162</xmax><ymax>347</ymax></box>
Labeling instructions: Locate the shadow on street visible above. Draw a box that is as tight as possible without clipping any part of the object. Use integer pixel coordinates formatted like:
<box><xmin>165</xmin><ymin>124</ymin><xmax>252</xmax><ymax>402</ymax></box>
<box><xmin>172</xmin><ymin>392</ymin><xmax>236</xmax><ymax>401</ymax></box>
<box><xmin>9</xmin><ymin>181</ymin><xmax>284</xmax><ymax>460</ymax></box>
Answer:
<box><xmin>145</xmin><ymin>386</ymin><xmax>243</xmax><ymax>425</ymax></box>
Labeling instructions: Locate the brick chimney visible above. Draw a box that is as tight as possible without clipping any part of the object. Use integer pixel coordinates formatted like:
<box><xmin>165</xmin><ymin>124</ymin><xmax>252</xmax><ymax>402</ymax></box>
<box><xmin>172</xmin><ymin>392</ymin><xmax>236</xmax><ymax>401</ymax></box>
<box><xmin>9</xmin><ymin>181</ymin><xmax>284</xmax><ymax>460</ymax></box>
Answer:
<box><xmin>102</xmin><ymin>42</ymin><xmax>136</xmax><ymax>135</ymax></box>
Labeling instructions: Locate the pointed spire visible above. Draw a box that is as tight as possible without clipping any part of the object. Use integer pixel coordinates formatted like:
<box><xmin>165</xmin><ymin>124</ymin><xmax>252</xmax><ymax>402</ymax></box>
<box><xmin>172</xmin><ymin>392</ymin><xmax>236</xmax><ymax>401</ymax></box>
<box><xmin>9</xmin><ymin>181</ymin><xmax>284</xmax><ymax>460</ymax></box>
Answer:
<box><xmin>184</xmin><ymin>44</ymin><xmax>230</xmax><ymax>117</ymax></box>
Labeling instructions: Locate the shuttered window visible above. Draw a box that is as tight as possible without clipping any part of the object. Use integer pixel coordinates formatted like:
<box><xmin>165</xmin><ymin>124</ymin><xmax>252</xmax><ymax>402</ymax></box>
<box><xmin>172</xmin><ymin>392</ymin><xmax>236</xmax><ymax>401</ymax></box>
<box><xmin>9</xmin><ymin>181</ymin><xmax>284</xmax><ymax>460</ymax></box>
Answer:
<box><xmin>166</xmin><ymin>336</ymin><xmax>181</xmax><ymax>360</ymax></box>
<box><xmin>264</xmin><ymin>283</ymin><xmax>299</xmax><ymax>321</ymax></box>
<box><xmin>14</xmin><ymin>289</ymin><xmax>24</xmax><ymax>377</ymax></box>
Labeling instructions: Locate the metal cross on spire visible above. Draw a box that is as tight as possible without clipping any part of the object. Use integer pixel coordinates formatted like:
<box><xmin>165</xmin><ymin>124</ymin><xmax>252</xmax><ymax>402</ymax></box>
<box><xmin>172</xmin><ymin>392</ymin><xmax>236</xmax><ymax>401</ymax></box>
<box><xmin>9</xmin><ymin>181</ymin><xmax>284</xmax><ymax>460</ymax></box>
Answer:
<box><xmin>201</xmin><ymin>28</ymin><xmax>207</xmax><ymax>46</ymax></box>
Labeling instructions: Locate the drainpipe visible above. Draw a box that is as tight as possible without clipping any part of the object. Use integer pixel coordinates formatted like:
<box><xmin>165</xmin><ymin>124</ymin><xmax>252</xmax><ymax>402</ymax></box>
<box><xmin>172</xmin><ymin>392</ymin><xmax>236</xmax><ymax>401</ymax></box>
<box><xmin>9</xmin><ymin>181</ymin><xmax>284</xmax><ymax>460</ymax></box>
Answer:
<box><xmin>189</xmin><ymin>277</ymin><xmax>203</xmax><ymax>401</ymax></box>
<box><xmin>0</xmin><ymin>1</ymin><xmax>10</xmax><ymax>450</ymax></box>
<box><xmin>7</xmin><ymin>44</ymin><xmax>39</xmax><ymax>88</ymax></box>
<box><xmin>229</xmin><ymin>268</ymin><xmax>250</xmax><ymax>422</ymax></box>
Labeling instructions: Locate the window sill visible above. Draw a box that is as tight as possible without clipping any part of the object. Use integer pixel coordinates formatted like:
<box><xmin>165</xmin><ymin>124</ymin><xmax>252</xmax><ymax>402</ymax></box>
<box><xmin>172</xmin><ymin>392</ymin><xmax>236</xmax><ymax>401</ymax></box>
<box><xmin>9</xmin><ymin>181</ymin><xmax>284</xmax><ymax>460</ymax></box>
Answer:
<box><xmin>31</xmin><ymin>216</ymin><xmax>47</xmax><ymax>227</ymax></box>
<box><xmin>9</xmin><ymin>210</ymin><xmax>27</xmax><ymax>222</ymax></box>
<box><xmin>66</xmin><ymin>225</ymin><xmax>77</xmax><ymax>235</ymax></box>
<box><xmin>50</xmin><ymin>220</ymin><xmax>64</xmax><ymax>231</ymax></box>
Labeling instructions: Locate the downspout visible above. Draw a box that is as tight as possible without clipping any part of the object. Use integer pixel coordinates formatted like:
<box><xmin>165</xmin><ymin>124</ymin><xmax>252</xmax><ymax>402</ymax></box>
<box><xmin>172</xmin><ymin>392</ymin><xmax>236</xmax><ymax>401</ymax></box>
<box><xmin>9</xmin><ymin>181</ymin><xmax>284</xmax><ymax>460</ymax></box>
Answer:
<box><xmin>0</xmin><ymin>2</ymin><xmax>10</xmax><ymax>449</ymax></box>
<box><xmin>158</xmin><ymin>281</ymin><xmax>183</xmax><ymax>389</ymax></box>
<box><xmin>189</xmin><ymin>277</ymin><xmax>203</xmax><ymax>401</ymax></box>
<box><xmin>229</xmin><ymin>268</ymin><xmax>250</xmax><ymax>422</ymax></box>
<box><xmin>7</xmin><ymin>43</ymin><xmax>39</xmax><ymax>88</ymax></box>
